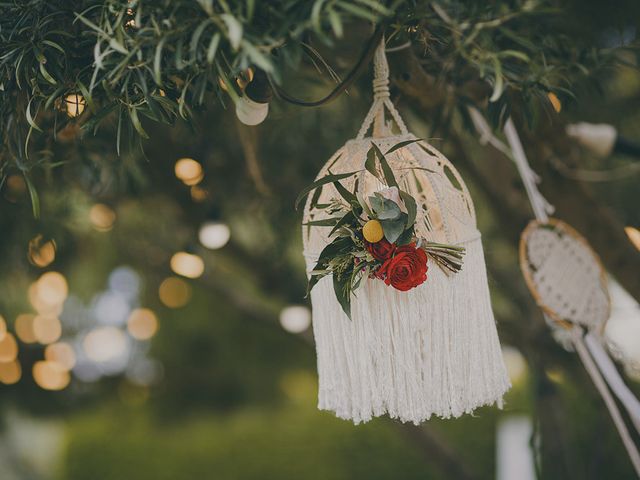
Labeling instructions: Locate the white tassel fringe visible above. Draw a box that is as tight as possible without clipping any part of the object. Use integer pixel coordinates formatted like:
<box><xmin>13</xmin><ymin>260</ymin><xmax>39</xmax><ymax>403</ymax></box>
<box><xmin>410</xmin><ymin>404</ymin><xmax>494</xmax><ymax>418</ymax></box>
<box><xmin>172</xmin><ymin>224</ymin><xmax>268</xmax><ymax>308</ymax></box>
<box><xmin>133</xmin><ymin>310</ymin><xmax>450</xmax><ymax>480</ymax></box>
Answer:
<box><xmin>309</xmin><ymin>236</ymin><xmax>510</xmax><ymax>425</ymax></box>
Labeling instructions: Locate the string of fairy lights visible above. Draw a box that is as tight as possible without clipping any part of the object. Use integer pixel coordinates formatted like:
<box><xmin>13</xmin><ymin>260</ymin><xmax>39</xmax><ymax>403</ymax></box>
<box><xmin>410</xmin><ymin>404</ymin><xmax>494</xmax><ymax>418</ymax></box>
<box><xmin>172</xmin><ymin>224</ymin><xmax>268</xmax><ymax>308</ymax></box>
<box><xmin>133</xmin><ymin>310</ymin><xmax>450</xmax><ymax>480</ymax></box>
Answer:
<box><xmin>0</xmin><ymin>152</ymin><xmax>311</xmax><ymax>392</ymax></box>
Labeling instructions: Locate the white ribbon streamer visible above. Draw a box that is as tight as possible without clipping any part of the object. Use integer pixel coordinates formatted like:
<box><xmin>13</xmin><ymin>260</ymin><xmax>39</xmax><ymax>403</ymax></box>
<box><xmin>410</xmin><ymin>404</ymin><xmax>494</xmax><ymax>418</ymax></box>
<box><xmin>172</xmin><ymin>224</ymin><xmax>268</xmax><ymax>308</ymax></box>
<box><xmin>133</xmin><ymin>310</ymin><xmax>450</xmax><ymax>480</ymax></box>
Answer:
<box><xmin>585</xmin><ymin>332</ymin><xmax>640</xmax><ymax>433</ymax></box>
<box><xmin>574</xmin><ymin>328</ymin><xmax>640</xmax><ymax>477</ymax></box>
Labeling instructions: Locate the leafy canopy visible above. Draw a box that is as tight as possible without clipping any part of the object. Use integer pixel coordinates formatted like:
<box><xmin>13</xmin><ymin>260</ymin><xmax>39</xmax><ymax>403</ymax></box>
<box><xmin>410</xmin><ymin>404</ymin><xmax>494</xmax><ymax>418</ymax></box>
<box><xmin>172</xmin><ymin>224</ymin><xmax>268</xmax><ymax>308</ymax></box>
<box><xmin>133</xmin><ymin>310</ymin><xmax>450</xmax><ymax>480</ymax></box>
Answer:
<box><xmin>0</xmin><ymin>0</ymin><xmax>629</xmax><ymax>202</ymax></box>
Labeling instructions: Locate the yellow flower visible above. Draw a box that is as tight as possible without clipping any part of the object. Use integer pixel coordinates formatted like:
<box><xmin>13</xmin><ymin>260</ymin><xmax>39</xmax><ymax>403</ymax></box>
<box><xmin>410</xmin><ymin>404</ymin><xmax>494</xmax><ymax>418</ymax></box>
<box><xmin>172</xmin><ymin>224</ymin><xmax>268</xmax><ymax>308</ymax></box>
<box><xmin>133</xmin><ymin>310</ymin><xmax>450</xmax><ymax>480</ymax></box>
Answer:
<box><xmin>362</xmin><ymin>219</ymin><xmax>384</xmax><ymax>243</ymax></box>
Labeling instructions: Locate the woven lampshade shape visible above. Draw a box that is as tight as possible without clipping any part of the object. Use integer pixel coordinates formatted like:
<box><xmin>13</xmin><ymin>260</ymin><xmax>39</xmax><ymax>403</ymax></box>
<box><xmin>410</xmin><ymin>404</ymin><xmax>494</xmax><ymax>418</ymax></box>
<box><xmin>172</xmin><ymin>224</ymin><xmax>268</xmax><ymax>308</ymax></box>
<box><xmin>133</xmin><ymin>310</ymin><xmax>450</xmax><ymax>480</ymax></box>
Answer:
<box><xmin>301</xmin><ymin>42</ymin><xmax>510</xmax><ymax>425</ymax></box>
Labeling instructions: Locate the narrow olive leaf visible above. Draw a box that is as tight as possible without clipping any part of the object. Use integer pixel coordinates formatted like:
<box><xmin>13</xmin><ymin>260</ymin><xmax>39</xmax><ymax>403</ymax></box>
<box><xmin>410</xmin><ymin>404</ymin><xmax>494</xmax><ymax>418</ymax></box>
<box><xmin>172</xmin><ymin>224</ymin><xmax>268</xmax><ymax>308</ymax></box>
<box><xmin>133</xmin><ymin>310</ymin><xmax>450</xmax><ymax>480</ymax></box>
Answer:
<box><xmin>498</xmin><ymin>49</ymin><xmax>530</xmax><ymax>62</ymax></box>
<box><xmin>23</xmin><ymin>174</ymin><xmax>40</xmax><ymax>218</ymax></box>
<box><xmin>25</xmin><ymin>98</ymin><xmax>43</xmax><ymax>132</ymax></box>
<box><xmin>310</xmin><ymin>184</ymin><xmax>323</xmax><ymax>209</ymax></box>
<box><xmin>333</xmin><ymin>180</ymin><xmax>356</xmax><ymax>205</ymax></box>
<box><xmin>221</xmin><ymin>14</ymin><xmax>243</xmax><ymax>50</ymax></box>
<box><xmin>153</xmin><ymin>37</ymin><xmax>167</xmax><ymax>85</ymax></box>
<box><xmin>73</xmin><ymin>12</ymin><xmax>107</xmax><ymax>35</ymax></box>
<box><xmin>364</xmin><ymin>146</ymin><xmax>381</xmax><ymax>181</ymax></box>
<box><xmin>417</xmin><ymin>143</ymin><xmax>438</xmax><ymax>157</ymax></box>
<box><xmin>307</xmin><ymin>237</ymin><xmax>350</xmax><ymax>295</ymax></box>
<box><xmin>39</xmin><ymin>62</ymin><xmax>56</xmax><ymax>85</ymax></box>
<box><xmin>329</xmin><ymin>211</ymin><xmax>356</xmax><ymax>237</ymax></box>
<box><xmin>333</xmin><ymin>270</ymin><xmax>352</xmax><ymax>320</ymax></box>
<box><xmin>399</xmin><ymin>189</ymin><xmax>417</xmax><ymax>227</ymax></box>
<box><xmin>328</xmin><ymin>8</ymin><xmax>343</xmax><ymax>37</ymax></box>
<box><xmin>196</xmin><ymin>0</ymin><xmax>213</xmax><ymax>15</ymax></box>
<box><xmin>310</xmin><ymin>0</ymin><xmax>325</xmax><ymax>32</ymax></box>
<box><xmin>338</xmin><ymin>1</ymin><xmax>380</xmax><ymax>22</ymax></box>
<box><xmin>354</xmin><ymin>0</ymin><xmax>391</xmax><ymax>14</ymax></box>
<box><xmin>76</xmin><ymin>80</ymin><xmax>94</xmax><ymax>113</ymax></box>
<box><xmin>307</xmin><ymin>271</ymin><xmax>324</xmax><ymax>298</ymax></box>
<box><xmin>109</xmin><ymin>38</ymin><xmax>128</xmax><ymax>54</ymax></box>
<box><xmin>206</xmin><ymin>33</ymin><xmax>221</xmax><ymax>64</ymax></box>
<box><xmin>294</xmin><ymin>171</ymin><xmax>357</xmax><ymax>210</ymax></box>
<box><xmin>371</xmin><ymin>142</ymin><xmax>398</xmax><ymax>187</ymax></box>
<box><xmin>246</xmin><ymin>0</ymin><xmax>255</xmax><ymax>19</ymax></box>
<box><xmin>242</xmin><ymin>41</ymin><xmax>273</xmax><ymax>72</ymax></box>
<box><xmin>356</xmin><ymin>190</ymin><xmax>373</xmax><ymax>218</ymax></box>
<box><xmin>44</xmin><ymin>86</ymin><xmax>65</xmax><ymax>110</ymax></box>
<box><xmin>42</xmin><ymin>40</ymin><xmax>65</xmax><ymax>55</ymax></box>
<box><xmin>116</xmin><ymin>107</ymin><xmax>123</xmax><ymax>156</ymax></box>
<box><xmin>175</xmin><ymin>38</ymin><xmax>185</xmax><ymax>70</ymax></box>
<box><xmin>129</xmin><ymin>107</ymin><xmax>149</xmax><ymax>139</ymax></box>
<box><xmin>489</xmin><ymin>56</ymin><xmax>504</xmax><ymax>102</ymax></box>
<box><xmin>302</xmin><ymin>218</ymin><xmax>341</xmax><ymax>227</ymax></box>
<box><xmin>190</xmin><ymin>19</ymin><xmax>211</xmax><ymax>60</ymax></box>
<box><xmin>385</xmin><ymin>138</ymin><xmax>421</xmax><ymax>155</ymax></box>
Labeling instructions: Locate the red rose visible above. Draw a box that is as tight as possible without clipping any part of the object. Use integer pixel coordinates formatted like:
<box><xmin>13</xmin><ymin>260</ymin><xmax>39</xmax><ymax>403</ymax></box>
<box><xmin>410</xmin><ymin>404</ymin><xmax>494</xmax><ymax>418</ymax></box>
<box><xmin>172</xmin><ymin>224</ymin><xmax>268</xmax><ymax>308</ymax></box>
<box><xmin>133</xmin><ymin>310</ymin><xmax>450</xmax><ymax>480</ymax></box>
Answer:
<box><xmin>375</xmin><ymin>243</ymin><xmax>428</xmax><ymax>291</ymax></box>
<box><xmin>365</xmin><ymin>238</ymin><xmax>396</xmax><ymax>261</ymax></box>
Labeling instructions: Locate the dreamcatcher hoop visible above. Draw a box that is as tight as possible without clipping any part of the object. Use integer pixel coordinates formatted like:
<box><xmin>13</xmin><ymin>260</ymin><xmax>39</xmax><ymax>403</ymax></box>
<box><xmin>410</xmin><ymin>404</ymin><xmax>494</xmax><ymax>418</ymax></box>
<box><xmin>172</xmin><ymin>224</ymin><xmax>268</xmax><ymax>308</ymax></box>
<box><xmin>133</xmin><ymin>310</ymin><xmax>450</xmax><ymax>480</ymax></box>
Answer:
<box><xmin>519</xmin><ymin>217</ymin><xmax>610</xmax><ymax>332</ymax></box>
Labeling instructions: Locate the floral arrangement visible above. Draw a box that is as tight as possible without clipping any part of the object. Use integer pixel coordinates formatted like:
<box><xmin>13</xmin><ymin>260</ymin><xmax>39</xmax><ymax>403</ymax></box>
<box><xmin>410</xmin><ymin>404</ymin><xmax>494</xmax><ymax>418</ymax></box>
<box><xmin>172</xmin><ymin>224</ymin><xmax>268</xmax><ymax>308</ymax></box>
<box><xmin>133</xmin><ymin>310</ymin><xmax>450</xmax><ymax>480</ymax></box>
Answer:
<box><xmin>298</xmin><ymin>141</ymin><xmax>466</xmax><ymax>318</ymax></box>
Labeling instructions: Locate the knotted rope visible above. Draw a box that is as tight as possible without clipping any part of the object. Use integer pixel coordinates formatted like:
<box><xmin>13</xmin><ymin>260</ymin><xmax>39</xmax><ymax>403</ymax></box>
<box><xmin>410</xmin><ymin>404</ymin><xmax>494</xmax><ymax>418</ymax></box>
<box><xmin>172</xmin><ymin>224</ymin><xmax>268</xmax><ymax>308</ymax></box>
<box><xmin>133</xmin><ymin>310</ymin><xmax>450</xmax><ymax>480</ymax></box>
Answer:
<box><xmin>357</xmin><ymin>39</ymin><xmax>408</xmax><ymax>140</ymax></box>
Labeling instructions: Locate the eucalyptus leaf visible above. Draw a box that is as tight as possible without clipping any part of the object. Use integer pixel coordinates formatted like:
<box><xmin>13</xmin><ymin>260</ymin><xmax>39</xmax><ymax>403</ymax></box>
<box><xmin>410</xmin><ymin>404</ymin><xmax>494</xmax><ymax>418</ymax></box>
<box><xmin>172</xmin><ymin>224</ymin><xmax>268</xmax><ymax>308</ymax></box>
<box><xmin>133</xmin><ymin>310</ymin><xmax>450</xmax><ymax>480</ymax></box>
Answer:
<box><xmin>381</xmin><ymin>213</ymin><xmax>408</xmax><ymax>243</ymax></box>
<box><xmin>375</xmin><ymin>198</ymin><xmax>401</xmax><ymax>220</ymax></box>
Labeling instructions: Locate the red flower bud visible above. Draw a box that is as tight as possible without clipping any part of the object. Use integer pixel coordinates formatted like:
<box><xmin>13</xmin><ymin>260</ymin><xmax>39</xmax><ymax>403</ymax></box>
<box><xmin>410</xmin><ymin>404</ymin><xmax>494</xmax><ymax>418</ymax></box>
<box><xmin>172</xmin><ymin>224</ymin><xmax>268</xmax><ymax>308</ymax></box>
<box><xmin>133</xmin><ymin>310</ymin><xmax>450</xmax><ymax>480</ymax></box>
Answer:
<box><xmin>375</xmin><ymin>243</ymin><xmax>428</xmax><ymax>291</ymax></box>
<box><xmin>365</xmin><ymin>238</ymin><xmax>396</xmax><ymax>261</ymax></box>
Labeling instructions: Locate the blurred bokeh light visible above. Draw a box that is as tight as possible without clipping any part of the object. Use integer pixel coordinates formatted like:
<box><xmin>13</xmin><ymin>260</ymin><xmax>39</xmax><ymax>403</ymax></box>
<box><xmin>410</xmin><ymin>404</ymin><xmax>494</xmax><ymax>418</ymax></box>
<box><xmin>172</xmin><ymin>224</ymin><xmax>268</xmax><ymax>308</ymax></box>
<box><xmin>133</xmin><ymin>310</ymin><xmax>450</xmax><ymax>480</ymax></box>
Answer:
<box><xmin>89</xmin><ymin>204</ymin><xmax>116</xmax><ymax>232</ymax></box>
<box><xmin>158</xmin><ymin>277</ymin><xmax>192</xmax><ymax>308</ymax></box>
<box><xmin>174</xmin><ymin>158</ymin><xmax>204</xmax><ymax>186</ymax></box>
<box><xmin>279</xmin><ymin>306</ymin><xmax>311</xmax><ymax>333</ymax></box>
<box><xmin>33</xmin><ymin>360</ymin><xmax>71</xmax><ymax>391</ymax></box>
<box><xmin>127</xmin><ymin>308</ymin><xmax>159</xmax><ymax>340</ymax></box>
<box><xmin>170</xmin><ymin>252</ymin><xmax>205</xmax><ymax>279</ymax></box>
<box><xmin>199</xmin><ymin>221</ymin><xmax>231</xmax><ymax>249</ymax></box>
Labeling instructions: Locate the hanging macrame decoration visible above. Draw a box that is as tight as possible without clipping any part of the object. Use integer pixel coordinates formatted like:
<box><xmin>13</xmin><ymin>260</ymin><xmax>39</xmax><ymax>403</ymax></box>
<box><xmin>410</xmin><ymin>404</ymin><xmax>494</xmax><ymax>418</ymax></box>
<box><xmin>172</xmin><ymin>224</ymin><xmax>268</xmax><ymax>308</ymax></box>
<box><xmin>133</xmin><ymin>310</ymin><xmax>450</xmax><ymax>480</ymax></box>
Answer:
<box><xmin>299</xmin><ymin>40</ymin><xmax>510</xmax><ymax>425</ymax></box>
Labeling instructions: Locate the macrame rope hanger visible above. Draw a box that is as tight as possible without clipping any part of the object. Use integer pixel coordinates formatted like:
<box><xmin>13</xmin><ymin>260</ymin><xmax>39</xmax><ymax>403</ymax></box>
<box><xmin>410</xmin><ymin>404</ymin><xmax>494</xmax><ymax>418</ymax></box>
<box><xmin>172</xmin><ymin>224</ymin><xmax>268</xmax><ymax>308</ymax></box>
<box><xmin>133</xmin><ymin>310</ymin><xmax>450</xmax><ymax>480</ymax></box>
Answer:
<box><xmin>357</xmin><ymin>38</ymin><xmax>408</xmax><ymax>140</ymax></box>
<box><xmin>470</xmin><ymin>108</ymin><xmax>640</xmax><ymax>476</ymax></box>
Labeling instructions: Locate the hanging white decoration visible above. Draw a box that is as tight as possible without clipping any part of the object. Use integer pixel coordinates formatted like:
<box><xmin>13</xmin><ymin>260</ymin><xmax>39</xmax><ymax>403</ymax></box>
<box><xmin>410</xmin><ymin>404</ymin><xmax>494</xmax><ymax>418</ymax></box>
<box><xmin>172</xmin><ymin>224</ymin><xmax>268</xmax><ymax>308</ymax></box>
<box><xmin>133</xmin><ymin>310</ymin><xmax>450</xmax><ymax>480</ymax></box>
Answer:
<box><xmin>471</xmin><ymin>93</ymin><xmax>640</xmax><ymax>476</ymax></box>
<box><xmin>300</xmin><ymin>40</ymin><xmax>510</xmax><ymax>425</ymax></box>
<box><xmin>520</xmin><ymin>218</ymin><xmax>640</xmax><ymax>476</ymax></box>
<box><xmin>519</xmin><ymin>218</ymin><xmax>610</xmax><ymax>331</ymax></box>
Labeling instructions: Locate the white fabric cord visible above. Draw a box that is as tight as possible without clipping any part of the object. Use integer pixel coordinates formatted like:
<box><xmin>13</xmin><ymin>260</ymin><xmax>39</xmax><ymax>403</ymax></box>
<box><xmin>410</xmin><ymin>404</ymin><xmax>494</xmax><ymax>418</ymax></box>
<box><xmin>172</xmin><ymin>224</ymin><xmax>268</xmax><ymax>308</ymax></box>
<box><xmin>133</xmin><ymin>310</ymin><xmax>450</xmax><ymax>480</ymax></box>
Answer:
<box><xmin>573</xmin><ymin>328</ymin><xmax>640</xmax><ymax>477</ymax></box>
<box><xmin>502</xmin><ymin>118</ymin><xmax>554</xmax><ymax>222</ymax></box>
<box><xmin>356</xmin><ymin>39</ymin><xmax>408</xmax><ymax>140</ymax></box>
<box><xmin>585</xmin><ymin>332</ymin><xmax>640</xmax><ymax>434</ymax></box>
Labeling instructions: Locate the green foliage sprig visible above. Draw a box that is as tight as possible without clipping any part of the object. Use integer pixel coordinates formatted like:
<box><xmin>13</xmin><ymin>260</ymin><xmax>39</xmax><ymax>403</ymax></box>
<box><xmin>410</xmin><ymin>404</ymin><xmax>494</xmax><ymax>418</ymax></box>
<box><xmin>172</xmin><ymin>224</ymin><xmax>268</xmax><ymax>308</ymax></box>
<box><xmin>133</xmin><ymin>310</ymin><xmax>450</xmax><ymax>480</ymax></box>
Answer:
<box><xmin>1</xmin><ymin>0</ymin><xmax>634</xmax><ymax>214</ymax></box>
<box><xmin>302</xmin><ymin>140</ymin><xmax>465</xmax><ymax>318</ymax></box>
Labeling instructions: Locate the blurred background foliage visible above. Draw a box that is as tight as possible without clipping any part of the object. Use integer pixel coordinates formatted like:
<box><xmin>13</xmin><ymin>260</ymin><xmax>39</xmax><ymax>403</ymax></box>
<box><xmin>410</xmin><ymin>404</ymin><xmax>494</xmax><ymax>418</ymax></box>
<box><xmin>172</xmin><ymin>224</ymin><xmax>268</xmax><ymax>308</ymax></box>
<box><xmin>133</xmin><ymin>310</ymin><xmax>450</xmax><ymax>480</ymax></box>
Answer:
<box><xmin>1</xmin><ymin>0</ymin><xmax>640</xmax><ymax>479</ymax></box>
